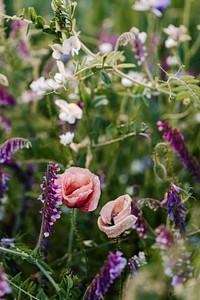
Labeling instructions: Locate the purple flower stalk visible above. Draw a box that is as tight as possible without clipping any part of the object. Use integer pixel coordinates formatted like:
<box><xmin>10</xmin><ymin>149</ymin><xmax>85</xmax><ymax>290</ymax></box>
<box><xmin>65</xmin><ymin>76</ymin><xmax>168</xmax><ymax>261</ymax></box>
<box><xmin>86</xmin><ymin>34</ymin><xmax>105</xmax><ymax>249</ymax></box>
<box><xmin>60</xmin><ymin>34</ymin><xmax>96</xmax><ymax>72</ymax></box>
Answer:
<box><xmin>129</xmin><ymin>252</ymin><xmax>146</xmax><ymax>275</ymax></box>
<box><xmin>0</xmin><ymin>138</ymin><xmax>31</xmax><ymax>164</ymax></box>
<box><xmin>157</xmin><ymin>121</ymin><xmax>200</xmax><ymax>183</ymax></box>
<box><xmin>0</xmin><ymin>87</ymin><xmax>15</xmax><ymax>107</ymax></box>
<box><xmin>130</xmin><ymin>28</ymin><xmax>148</xmax><ymax>65</ymax></box>
<box><xmin>0</xmin><ymin>269</ymin><xmax>12</xmax><ymax>298</ymax></box>
<box><xmin>155</xmin><ymin>225</ymin><xmax>174</xmax><ymax>249</ymax></box>
<box><xmin>131</xmin><ymin>199</ymin><xmax>147</xmax><ymax>238</ymax></box>
<box><xmin>161</xmin><ymin>183</ymin><xmax>186</xmax><ymax>232</ymax></box>
<box><xmin>86</xmin><ymin>251</ymin><xmax>127</xmax><ymax>300</ymax></box>
<box><xmin>38</xmin><ymin>163</ymin><xmax>62</xmax><ymax>239</ymax></box>
<box><xmin>0</xmin><ymin>171</ymin><xmax>11</xmax><ymax>199</ymax></box>
<box><xmin>161</xmin><ymin>238</ymin><xmax>193</xmax><ymax>287</ymax></box>
<box><xmin>0</xmin><ymin>115</ymin><xmax>11</xmax><ymax>134</ymax></box>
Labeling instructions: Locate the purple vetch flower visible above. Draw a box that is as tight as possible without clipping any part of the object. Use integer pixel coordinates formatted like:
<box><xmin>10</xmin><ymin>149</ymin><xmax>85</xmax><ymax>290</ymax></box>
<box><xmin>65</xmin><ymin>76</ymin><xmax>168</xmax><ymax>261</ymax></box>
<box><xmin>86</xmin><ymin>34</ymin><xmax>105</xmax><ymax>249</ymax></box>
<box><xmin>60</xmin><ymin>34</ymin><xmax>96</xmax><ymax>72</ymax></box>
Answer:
<box><xmin>131</xmin><ymin>198</ymin><xmax>147</xmax><ymax>238</ymax></box>
<box><xmin>129</xmin><ymin>251</ymin><xmax>147</xmax><ymax>275</ymax></box>
<box><xmin>0</xmin><ymin>171</ymin><xmax>11</xmax><ymax>199</ymax></box>
<box><xmin>0</xmin><ymin>138</ymin><xmax>31</xmax><ymax>164</ymax></box>
<box><xmin>16</xmin><ymin>40</ymin><xmax>30</xmax><ymax>59</ymax></box>
<box><xmin>38</xmin><ymin>162</ymin><xmax>62</xmax><ymax>238</ymax></box>
<box><xmin>160</xmin><ymin>183</ymin><xmax>186</xmax><ymax>233</ymax></box>
<box><xmin>86</xmin><ymin>251</ymin><xmax>127</xmax><ymax>300</ymax></box>
<box><xmin>161</xmin><ymin>237</ymin><xmax>193</xmax><ymax>287</ymax></box>
<box><xmin>155</xmin><ymin>225</ymin><xmax>174</xmax><ymax>249</ymax></box>
<box><xmin>0</xmin><ymin>115</ymin><xmax>11</xmax><ymax>134</ymax></box>
<box><xmin>0</xmin><ymin>269</ymin><xmax>12</xmax><ymax>298</ymax></box>
<box><xmin>10</xmin><ymin>20</ymin><xmax>28</xmax><ymax>37</ymax></box>
<box><xmin>157</xmin><ymin>121</ymin><xmax>200</xmax><ymax>183</ymax></box>
<box><xmin>130</xmin><ymin>27</ymin><xmax>148</xmax><ymax>65</ymax></box>
<box><xmin>0</xmin><ymin>87</ymin><xmax>15</xmax><ymax>107</ymax></box>
<box><xmin>133</xmin><ymin>0</ymin><xmax>170</xmax><ymax>17</ymax></box>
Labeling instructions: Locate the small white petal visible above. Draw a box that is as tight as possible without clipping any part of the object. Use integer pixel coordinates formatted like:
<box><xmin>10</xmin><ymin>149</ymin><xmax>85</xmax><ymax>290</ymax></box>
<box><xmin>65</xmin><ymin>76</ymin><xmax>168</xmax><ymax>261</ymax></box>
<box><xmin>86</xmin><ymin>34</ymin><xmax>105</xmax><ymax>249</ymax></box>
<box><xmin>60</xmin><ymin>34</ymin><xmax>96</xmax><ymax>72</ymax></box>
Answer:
<box><xmin>59</xmin><ymin>132</ymin><xmax>74</xmax><ymax>146</ymax></box>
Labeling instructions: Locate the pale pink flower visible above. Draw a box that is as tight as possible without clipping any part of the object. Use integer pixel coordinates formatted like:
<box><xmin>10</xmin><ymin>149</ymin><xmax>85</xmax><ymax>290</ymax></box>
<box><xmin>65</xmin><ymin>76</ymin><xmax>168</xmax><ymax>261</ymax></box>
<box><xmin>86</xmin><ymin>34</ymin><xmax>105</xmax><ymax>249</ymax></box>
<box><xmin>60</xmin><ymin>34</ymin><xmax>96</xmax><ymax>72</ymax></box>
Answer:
<box><xmin>56</xmin><ymin>167</ymin><xmax>101</xmax><ymax>212</ymax></box>
<box><xmin>98</xmin><ymin>194</ymin><xmax>137</xmax><ymax>238</ymax></box>
<box><xmin>55</xmin><ymin>99</ymin><xmax>83</xmax><ymax>124</ymax></box>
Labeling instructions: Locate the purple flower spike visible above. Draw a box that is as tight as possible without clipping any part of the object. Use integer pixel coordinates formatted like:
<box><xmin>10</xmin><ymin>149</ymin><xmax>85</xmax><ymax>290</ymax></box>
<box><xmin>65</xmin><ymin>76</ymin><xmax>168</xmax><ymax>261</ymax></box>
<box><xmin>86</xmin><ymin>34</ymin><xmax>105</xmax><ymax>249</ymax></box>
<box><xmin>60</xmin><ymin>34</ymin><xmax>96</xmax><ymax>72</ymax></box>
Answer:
<box><xmin>157</xmin><ymin>121</ymin><xmax>200</xmax><ymax>183</ymax></box>
<box><xmin>129</xmin><ymin>252</ymin><xmax>146</xmax><ymax>275</ymax></box>
<box><xmin>0</xmin><ymin>269</ymin><xmax>12</xmax><ymax>298</ymax></box>
<box><xmin>0</xmin><ymin>87</ymin><xmax>15</xmax><ymax>107</ymax></box>
<box><xmin>86</xmin><ymin>251</ymin><xmax>127</xmax><ymax>300</ymax></box>
<box><xmin>0</xmin><ymin>171</ymin><xmax>11</xmax><ymax>199</ymax></box>
<box><xmin>38</xmin><ymin>163</ymin><xmax>62</xmax><ymax>239</ymax></box>
<box><xmin>131</xmin><ymin>199</ymin><xmax>147</xmax><ymax>238</ymax></box>
<box><xmin>155</xmin><ymin>225</ymin><xmax>174</xmax><ymax>249</ymax></box>
<box><xmin>130</xmin><ymin>28</ymin><xmax>148</xmax><ymax>65</ymax></box>
<box><xmin>161</xmin><ymin>183</ymin><xmax>186</xmax><ymax>232</ymax></box>
<box><xmin>0</xmin><ymin>138</ymin><xmax>31</xmax><ymax>164</ymax></box>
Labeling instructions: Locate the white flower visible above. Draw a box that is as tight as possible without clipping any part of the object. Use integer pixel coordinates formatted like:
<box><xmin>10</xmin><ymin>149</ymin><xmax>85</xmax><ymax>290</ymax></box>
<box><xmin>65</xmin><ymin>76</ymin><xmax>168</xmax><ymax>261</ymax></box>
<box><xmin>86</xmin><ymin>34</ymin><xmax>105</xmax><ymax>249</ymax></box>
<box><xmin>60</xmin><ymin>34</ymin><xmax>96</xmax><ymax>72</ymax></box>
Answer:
<box><xmin>54</xmin><ymin>61</ymin><xmax>73</xmax><ymax>85</ymax></box>
<box><xmin>51</xmin><ymin>43</ymin><xmax>64</xmax><ymax>60</ymax></box>
<box><xmin>30</xmin><ymin>76</ymin><xmax>61</xmax><ymax>97</ymax></box>
<box><xmin>166</xmin><ymin>55</ymin><xmax>179</xmax><ymax>66</ymax></box>
<box><xmin>63</xmin><ymin>36</ymin><xmax>81</xmax><ymax>56</ymax></box>
<box><xmin>50</xmin><ymin>36</ymin><xmax>81</xmax><ymax>59</ymax></box>
<box><xmin>59</xmin><ymin>132</ymin><xmax>74</xmax><ymax>146</ymax></box>
<box><xmin>121</xmin><ymin>71</ymin><xmax>146</xmax><ymax>87</ymax></box>
<box><xmin>55</xmin><ymin>99</ymin><xmax>83</xmax><ymax>124</ymax></box>
<box><xmin>99</xmin><ymin>42</ymin><xmax>113</xmax><ymax>54</ymax></box>
<box><xmin>133</xmin><ymin>0</ymin><xmax>170</xmax><ymax>17</ymax></box>
<box><xmin>164</xmin><ymin>25</ymin><xmax>191</xmax><ymax>48</ymax></box>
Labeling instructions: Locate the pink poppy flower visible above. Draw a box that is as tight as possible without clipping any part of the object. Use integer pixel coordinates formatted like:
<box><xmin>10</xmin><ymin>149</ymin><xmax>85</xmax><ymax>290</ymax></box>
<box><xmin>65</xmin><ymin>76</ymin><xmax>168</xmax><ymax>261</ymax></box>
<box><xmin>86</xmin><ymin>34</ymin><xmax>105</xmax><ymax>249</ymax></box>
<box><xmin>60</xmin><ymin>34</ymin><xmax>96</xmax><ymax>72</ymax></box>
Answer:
<box><xmin>56</xmin><ymin>167</ymin><xmax>101</xmax><ymax>212</ymax></box>
<box><xmin>98</xmin><ymin>194</ymin><xmax>137</xmax><ymax>238</ymax></box>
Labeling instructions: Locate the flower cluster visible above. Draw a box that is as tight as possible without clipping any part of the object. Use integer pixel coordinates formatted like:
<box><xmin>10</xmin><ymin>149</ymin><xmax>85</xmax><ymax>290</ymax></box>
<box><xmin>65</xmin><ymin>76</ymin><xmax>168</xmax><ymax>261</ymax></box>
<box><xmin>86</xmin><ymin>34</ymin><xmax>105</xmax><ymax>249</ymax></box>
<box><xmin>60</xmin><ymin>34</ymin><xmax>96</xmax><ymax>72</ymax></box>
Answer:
<box><xmin>131</xmin><ymin>198</ymin><xmax>147</xmax><ymax>238</ymax></box>
<box><xmin>0</xmin><ymin>269</ymin><xmax>12</xmax><ymax>298</ymax></box>
<box><xmin>133</xmin><ymin>0</ymin><xmax>170</xmax><ymax>17</ymax></box>
<box><xmin>0</xmin><ymin>171</ymin><xmax>10</xmax><ymax>199</ymax></box>
<box><xmin>155</xmin><ymin>225</ymin><xmax>174</xmax><ymax>249</ymax></box>
<box><xmin>163</xmin><ymin>25</ymin><xmax>191</xmax><ymax>48</ymax></box>
<box><xmin>38</xmin><ymin>163</ymin><xmax>62</xmax><ymax>238</ymax></box>
<box><xmin>0</xmin><ymin>138</ymin><xmax>31</xmax><ymax>164</ymax></box>
<box><xmin>164</xmin><ymin>235</ymin><xmax>192</xmax><ymax>286</ymax></box>
<box><xmin>130</xmin><ymin>27</ymin><xmax>148</xmax><ymax>65</ymax></box>
<box><xmin>128</xmin><ymin>251</ymin><xmax>147</xmax><ymax>275</ymax></box>
<box><xmin>0</xmin><ymin>87</ymin><xmax>15</xmax><ymax>107</ymax></box>
<box><xmin>157</xmin><ymin>121</ymin><xmax>200</xmax><ymax>183</ymax></box>
<box><xmin>86</xmin><ymin>251</ymin><xmax>127</xmax><ymax>300</ymax></box>
<box><xmin>160</xmin><ymin>183</ymin><xmax>186</xmax><ymax>232</ymax></box>
<box><xmin>51</xmin><ymin>36</ymin><xmax>81</xmax><ymax>59</ymax></box>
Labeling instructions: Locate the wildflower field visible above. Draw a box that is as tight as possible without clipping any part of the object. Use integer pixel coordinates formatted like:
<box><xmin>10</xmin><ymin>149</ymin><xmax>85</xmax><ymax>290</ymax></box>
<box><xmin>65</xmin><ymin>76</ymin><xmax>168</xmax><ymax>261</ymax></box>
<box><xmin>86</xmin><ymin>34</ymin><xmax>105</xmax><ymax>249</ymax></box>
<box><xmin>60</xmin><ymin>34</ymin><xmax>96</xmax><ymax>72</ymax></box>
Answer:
<box><xmin>1</xmin><ymin>0</ymin><xmax>200</xmax><ymax>299</ymax></box>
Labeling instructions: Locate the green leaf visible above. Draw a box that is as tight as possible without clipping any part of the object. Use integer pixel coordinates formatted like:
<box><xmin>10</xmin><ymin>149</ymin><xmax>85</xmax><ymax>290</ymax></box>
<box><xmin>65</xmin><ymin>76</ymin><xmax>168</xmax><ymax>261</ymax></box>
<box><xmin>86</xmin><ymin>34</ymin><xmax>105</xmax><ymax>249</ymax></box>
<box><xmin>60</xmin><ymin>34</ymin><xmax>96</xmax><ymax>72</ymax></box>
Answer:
<box><xmin>28</xmin><ymin>7</ymin><xmax>37</xmax><ymax>23</ymax></box>
<box><xmin>35</xmin><ymin>16</ymin><xmax>46</xmax><ymax>29</ymax></box>
<box><xmin>117</xmin><ymin>63</ymin><xmax>136</xmax><ymax>69</ymax></box>
<box><xmin>100</xmin><ymin>71</ymin><xmax>112</xmax><ymax>87</ymax></box>
<box><xmin>36</xmin><ymin>259</ymin><xmax>54</xmax><ymax>274</ymax></box>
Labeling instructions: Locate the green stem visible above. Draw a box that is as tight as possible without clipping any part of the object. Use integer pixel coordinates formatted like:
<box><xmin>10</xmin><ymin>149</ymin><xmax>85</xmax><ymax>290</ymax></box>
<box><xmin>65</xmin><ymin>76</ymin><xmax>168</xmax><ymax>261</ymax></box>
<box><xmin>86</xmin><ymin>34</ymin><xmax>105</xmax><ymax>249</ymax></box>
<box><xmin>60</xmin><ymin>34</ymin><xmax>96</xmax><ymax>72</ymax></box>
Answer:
<box><xmin>0</xmin><ymin>246</ymin><xmax>29</xmax><ymax>259</ymax></box>
<box><xmin>66</xmin><ymin>210</ymin><xmax>74</xmax><ymax>267</ymax></box>
<box><xmin>183</xmin><ymin>0</ymin><xmax>192</xmax><ymax>67</ymax></box>
<box><xmin>35</xmin><ymin>260</ymin><xmax>60</xmax><ymax>292</ymax></box>
<box><xmin>92</xmin><ymin>132</ymin><xmax>136</xmax><ymax>149</ymax></box>
<box><xmin>116</xmin><ymin>237</ymin><xmax>122</xmax><ymax>300</ymax></box>
<box><xmin>72</xmin><ymin>208</ymin><xmax>89</xmax><ymax>278</ymax></box>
